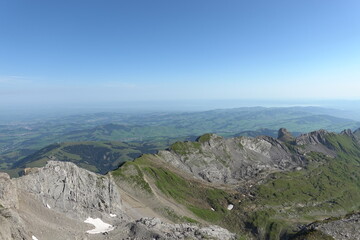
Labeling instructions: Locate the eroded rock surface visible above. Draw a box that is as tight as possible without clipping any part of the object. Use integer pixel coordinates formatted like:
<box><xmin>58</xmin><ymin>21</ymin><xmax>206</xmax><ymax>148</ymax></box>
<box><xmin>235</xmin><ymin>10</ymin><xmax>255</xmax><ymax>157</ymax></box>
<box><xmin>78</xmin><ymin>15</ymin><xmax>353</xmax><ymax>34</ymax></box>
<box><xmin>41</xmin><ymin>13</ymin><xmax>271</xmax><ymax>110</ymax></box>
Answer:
<box><xmin>0</xmin><ymin>173</ymin><xmax>28</xmax><ymax>240</ymax></box>
<box><xmin>15</xmin><ymin>161</ymin><xmax>122</xmax><ymax>218</ymax></box>
<box><xmin>127</xmin><ymin>217</ymin><xmax>236</xmax><ymax>240</ymax></box>
<box><xmin>354</xmin><ymin>128</ymin><xmax>360</xmax><ymax>142</ymax></box>
<box><xmin>295</xmin><ymin>129</ymin><xmax>337</xmax><ymax>157</ymax></box>
<box><xmin>0</xmin><ymin>172</ymin><xmax>18</xmax><ymax>209</ymax></box>
<box><xmin>156</xmin><ymin>129</ymin><xmax>344</xmax><ymax>184</ymax></box>
<box><xmin>158</xmin><ymin>133</ymin><xmax>305</xmax><ymax>184</ymax></box>
<box><xmin>304</xmin><ymin>213</ymin><xmax>360</xmax><ymax>240</ymax></box>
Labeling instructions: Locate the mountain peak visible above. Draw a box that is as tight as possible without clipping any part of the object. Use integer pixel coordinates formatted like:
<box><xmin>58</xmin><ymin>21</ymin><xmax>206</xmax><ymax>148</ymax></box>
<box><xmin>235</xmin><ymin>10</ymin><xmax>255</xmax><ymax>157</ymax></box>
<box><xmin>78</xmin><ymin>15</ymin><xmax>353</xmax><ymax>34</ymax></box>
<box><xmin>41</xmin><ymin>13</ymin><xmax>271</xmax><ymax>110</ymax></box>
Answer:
<box><xmin>295</xmin><ymin>129</ymin><xmax>329</xmax><ymax>145</ymax></box>
<box><xmin>340</xmin><ymin>129</ymin><xmax>354</xmax><ymax>138</ymax></box>
<box><xmin>277</xmin><ymin>128</ymin><xmax>294</xmax><ymax>142</ymax></box>
<box><xmin>16</xmin><ymin>160</ymin><xmax>122</xmax><ymax>217</ymax></box>
<box><xmin>196</xmin><ymin>133</ymin><xmax>223</xmax><ymax>143</ymax></box>
<box><xmin>354</xmin><ymin>128</ymin><xmax>360</xmax><ymax>141</ymax></box>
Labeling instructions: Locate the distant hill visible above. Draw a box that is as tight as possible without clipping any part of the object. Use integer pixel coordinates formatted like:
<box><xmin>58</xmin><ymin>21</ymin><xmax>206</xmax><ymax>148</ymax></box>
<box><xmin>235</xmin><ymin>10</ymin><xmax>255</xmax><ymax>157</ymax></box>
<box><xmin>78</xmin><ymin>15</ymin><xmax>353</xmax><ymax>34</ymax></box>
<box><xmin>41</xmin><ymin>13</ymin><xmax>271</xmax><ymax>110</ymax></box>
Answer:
<box><xmin>28</xmin><ymin>107</ymin><xmax>360</xmax><ymax>143</ymax></box>
<box><xmin>234</xmin><ymin>128</ymin><xmax>302</xmax><ymax>138</ymax></box>
<box><xmin>1</xmin><ymin>106</ymin><xmax>359</xmax><ymax>172</ymax></box>
<box><xmin>9</xmin><ymin>141</ymin><xmax>160</xmax><ymax>177</ymax></box>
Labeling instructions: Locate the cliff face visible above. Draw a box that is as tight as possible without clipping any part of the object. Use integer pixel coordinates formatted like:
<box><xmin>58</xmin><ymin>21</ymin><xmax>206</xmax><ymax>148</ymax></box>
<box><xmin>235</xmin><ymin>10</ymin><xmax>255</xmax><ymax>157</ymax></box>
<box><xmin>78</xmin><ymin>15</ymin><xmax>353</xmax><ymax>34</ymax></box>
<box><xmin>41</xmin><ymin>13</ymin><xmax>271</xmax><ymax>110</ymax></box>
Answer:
<box><xmin>354</xmin><ymin>128</ymin><xmax>360</xmax><ymax>142</ymax></box>
<box><xmin>157</xmin><ymin>133</ymin><xmax>305</xmax><ymax>184</ymax></box>
<box><xmin>15</xmin><ymin>161</ymin><xmax>122</xmax><ymax>218</ymax></box>
<box><xmin>0</xmin><ymin>173</ymin><xmax>26</xmax><ymax>240</ymax></box>
<box><xmin>0</xmin><ymin>161</ymin><xmax>124</xmax><ymax>239</ymax></box>
<box><xmin>277</xmin><ymin>128</ymin><xmax>295</xmax><ymax>142</ymax></box>
<box><xmin>0</xmin><ymin>172</ymin><xmax>18</xmax><ymax>209</ymax></box>
<box><xmin>298</xmin><ymin>213</ymin><xmax>360</xmax><ymax>240</ymax></box>
<box><xmin>294</xmin><ymin>129</ymin><xmax>337</xmax><ymax>157</ymax></box>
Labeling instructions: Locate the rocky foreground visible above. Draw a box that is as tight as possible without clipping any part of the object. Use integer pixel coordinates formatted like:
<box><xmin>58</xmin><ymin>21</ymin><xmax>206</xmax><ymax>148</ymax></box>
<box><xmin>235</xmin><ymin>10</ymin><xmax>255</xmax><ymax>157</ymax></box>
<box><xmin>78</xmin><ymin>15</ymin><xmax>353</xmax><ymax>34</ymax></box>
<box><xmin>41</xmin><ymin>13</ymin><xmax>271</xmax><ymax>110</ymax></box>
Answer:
<box><xmin>0</xmin><ymin>161</ymin><xmax>236</xmax><ymax>240</ymax></box>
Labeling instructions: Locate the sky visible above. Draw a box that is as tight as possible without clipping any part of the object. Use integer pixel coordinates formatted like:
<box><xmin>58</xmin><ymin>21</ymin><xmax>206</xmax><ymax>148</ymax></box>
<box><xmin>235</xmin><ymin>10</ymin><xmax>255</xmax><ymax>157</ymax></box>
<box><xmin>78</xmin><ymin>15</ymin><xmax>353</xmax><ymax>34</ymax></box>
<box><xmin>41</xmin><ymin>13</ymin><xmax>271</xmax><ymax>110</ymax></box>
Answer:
<box><xmin>1</xmin><ymin>0</ymin><xmax>360</xmax><ymax>109</ymax></box>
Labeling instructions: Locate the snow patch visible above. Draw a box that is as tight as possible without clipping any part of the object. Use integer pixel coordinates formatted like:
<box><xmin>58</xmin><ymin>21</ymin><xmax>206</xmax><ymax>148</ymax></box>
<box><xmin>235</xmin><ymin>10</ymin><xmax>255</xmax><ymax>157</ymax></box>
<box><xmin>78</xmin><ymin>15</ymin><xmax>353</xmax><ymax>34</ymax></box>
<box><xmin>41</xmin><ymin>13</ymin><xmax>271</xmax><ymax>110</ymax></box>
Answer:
<box><xmin>84</xmin><ymin>217</ymin><xmax>114</xmax><ymax>234</ymax></box>
<box><xmin>46</xmin><ymin>204</ymin><xmax>51</xmax><ymax>209</ymax></box>
<box><xmin>227</xmin><ymin>204</ymin><xmax>234</xmax><ymax>210</ymax></box>
<box><xmin>110</xmin><ymin>214</ymin><xmax>117</xmax><ymax>217</ymax></box>
<box><xmin>32</xmin><ymin>236</ymin><xmax>39</xmax><ymax>240</ymax></box>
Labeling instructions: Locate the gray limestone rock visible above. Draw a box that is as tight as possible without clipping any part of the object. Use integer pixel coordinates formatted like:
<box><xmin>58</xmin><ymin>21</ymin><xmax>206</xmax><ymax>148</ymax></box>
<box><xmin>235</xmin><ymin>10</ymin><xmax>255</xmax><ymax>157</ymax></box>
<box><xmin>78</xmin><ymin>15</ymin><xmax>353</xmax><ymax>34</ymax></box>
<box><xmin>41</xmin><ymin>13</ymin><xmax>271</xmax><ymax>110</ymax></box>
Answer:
<box><xmin>295</xmin><ymin>129</ymin><xmax>330</xmax><ymax>146</ymax></box>
<box><xmin>15</xmin><ymin>161</ymin><xmax>122</xmax><ymax>219</ymax></box>
<box><xmin>354</xmin><ymin>128</ymin><xmax>360</xmax><ymax>143</ymax></box>
<box><xmin>158</xmin><ymin>134</ymin><xmax>305</xmax><ymax>184</ymax></box>
<box><xmin>0</xmin><ymin>172</ymin><xmax>18</xmax><ymax>209</ymax></box>
<box><xmin>295</xmin><ymin>129</ymin><xmax>336</xmax><ymax>157</ymax></box>
<box><xmin>340</xmin><ymin>129</ymin><xmax>354</xmax><ymax>138</ymax></box>
<box><xmin>304</xmin><ymin>213</ymin><xmax>360</xmax><ymax>240</ymax></box>
<box><xmin>0</xmin><ymin>174</ymin><xmax>29</xmax><ymax>240</ymax></box>
<box><xmin>128</xmin><ymin>217</ymin><xmax>237</xmax><ymax>240</ymax></box>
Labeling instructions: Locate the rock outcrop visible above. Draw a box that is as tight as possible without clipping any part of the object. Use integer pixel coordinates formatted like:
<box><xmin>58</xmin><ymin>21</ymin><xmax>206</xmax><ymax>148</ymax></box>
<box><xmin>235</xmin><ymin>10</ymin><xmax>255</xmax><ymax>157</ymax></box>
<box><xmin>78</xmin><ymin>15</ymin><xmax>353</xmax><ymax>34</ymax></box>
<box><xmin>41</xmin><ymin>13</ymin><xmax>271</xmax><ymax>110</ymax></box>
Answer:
<box><xmin>277</xmin><ymin>128</ymin><xmax>294</xmax><ymax>142</ymax></box>
<box><xmin>354</xmin><ymin>128</ymin><xmax>360</xmax><ymax>144</ymax></box>
<box><xmin>15</xmin><ymin>161</ymin><xmax>122</xmax><ymax>218</ymax></box>
<box><xmin>127</xmin><ymin>217</ymin><xmax>236</xmax><ymax>240</ymax></box>
<box><xmin>295</xmin><ymin>129</ymin><xmax>329</xmax><ymax>146</ymax></box>
<box><xmin>302</xmin><ymin>213</ymin><xmax>360</xmax><ymax>240</ymax></box>
<box><xmin>158</xmin><ymin>133</ymin><xmax>305</xmax><ymax>184</ymax></box>
<box><xmin>0</xmin><ymin>172</ymin><xmax>18</xmax><ymax>209</ymax></box>
<box><xmin>340</xmin><ymin>129</ymin><xmax>354</xmax><ymax>138</ymax></box>
<box><xmin>0</xmin><ymin>173</ymin><xmax>29</xmax><ymax>240</ymax></box>
<box><xmin>295</xmin><ymin>129</ymin><xmax>336</xmax><ymax>157</ymax></box>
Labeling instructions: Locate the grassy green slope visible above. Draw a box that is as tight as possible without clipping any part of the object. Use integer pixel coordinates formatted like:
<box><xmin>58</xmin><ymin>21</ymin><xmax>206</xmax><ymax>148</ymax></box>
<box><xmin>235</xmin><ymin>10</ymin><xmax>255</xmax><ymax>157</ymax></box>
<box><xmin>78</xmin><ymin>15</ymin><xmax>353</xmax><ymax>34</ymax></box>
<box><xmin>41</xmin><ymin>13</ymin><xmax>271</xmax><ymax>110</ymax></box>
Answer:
<box><xmin>111</xmin><ymin>132</ymin><xmax>360</xmax><ymax>240</ymax></box>
<box><xmin>111</xmin><ymin>154</ymin><xmax>250</xmax><ymax>237</ymax></box>
<box><xmin>243</xmin><ymin>133</ymin><xmax>360</xmax><ymax>239</ymax></box>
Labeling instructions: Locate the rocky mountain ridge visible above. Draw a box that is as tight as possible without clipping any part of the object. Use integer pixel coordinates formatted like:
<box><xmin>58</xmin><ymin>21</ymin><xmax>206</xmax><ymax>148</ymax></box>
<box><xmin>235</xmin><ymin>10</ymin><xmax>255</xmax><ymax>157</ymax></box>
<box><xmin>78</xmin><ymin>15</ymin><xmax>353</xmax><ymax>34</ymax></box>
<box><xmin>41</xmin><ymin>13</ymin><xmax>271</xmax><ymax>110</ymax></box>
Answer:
<box><xmin>153</xmin><ymin>128</ymin><xmax>349</xmax><ymax>185</ymax></box>
<box><xmin>158</xmin><ymin>134</ymin><xmax>298</xmax><ymax>184</ymax></box>
<box><xmin>113</xmin><ymin>128</ymin><xmax>360</xmax><ymax>239</ymax></box>
<box><xmin>1</xmin><ymin>128</ymin><xmax>360</xmax><ymax>239</ymax></box>
<box><xmin>0</xmin><ymin>161</ymin><xmax>236</xmax><ymax>240</ymax></box>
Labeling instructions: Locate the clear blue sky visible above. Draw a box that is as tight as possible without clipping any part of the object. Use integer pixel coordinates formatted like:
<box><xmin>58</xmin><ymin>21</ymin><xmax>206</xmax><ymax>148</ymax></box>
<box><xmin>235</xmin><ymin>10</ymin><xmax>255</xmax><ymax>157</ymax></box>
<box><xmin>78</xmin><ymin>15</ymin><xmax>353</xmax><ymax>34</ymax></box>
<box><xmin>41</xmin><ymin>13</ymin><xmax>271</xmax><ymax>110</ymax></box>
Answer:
<box><xmin>1</xmin><ymin>0</ymin><xmax>360</xmax><ymax>107</ymax></box>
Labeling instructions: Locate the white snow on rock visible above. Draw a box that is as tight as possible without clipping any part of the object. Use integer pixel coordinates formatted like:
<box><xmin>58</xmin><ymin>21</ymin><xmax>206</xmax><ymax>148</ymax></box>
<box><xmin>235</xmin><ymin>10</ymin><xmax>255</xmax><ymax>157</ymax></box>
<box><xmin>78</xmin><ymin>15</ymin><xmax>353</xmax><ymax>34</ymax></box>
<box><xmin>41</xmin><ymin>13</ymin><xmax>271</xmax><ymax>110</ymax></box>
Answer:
<box><xmin>84</xmin><ymin>217</ymin><xmax>114</xmax><ymax>234</ymax></box>
<box><xmin>32</xmin><ymin>236</ymin><xmax>39</xmax><ymax>240</ymax></box>
<box><xmin>227</xmin><ymin>204</ymin><xmax>234</xmax><ymax>210</ymax></box>
<box><xmin>46</xmin><ymin>204</ymin><xmax>51</xmax><ymax>209</ymax></box>
<box><xmin>110</xmin><ymin>213</ymin><xmax>117</xmax><ymax>217</ymax></box>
